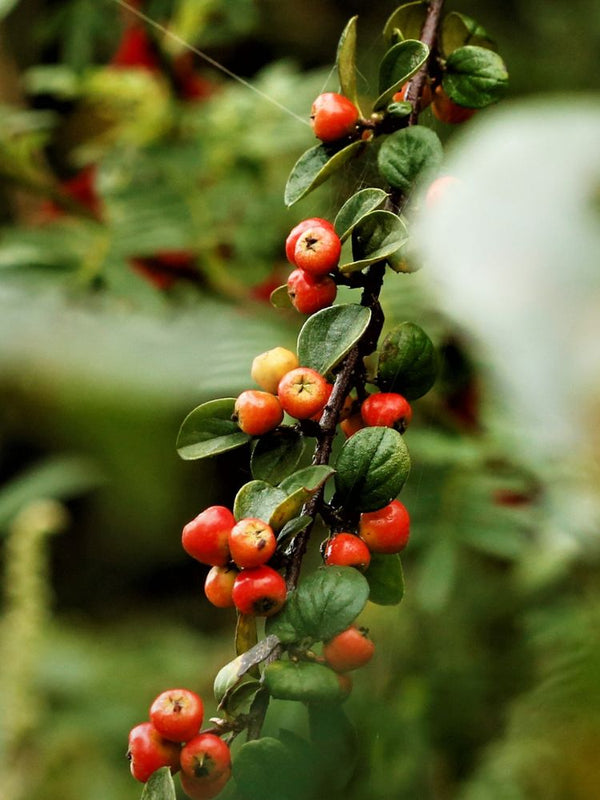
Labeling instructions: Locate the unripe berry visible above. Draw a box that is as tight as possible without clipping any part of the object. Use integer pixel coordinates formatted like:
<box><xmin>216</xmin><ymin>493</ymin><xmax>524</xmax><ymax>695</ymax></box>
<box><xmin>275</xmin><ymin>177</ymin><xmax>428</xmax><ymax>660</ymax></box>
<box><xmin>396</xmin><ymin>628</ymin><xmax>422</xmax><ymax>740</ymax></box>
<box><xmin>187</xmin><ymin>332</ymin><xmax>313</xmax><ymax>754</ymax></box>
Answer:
<box><xmin>287</xmin><ymin>269</ymin><xmax>337</xmax><ymax>315</ymax></box>
<box><xmin>234</xmin><ymin>390</ymin><xmax>283</xmax><ymax>436</ymax></box>
<box><xmin>310</xmin><ymin>92</ymin><xmax>360</xmax><ymax>142</ymax></box>
<box><xmin>293</xmin><ymin>226</ymin><xmax>341</xmax><ymax>276</ymax></box>
<box><xmin>251</xmin><ymin>347</ymin><xmax>299</xmax><ymax>394</ymax></box>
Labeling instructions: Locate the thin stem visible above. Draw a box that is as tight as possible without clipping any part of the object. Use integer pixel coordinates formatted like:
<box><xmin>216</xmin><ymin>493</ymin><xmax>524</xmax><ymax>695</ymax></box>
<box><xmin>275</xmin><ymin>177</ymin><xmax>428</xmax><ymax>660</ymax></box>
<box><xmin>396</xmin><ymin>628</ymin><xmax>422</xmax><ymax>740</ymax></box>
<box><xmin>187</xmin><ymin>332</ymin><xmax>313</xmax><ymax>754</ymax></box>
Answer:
<box><xmin>407</xmin><ymin>0</ymin><xmax>445</xmax><ymax>124</ymax></box>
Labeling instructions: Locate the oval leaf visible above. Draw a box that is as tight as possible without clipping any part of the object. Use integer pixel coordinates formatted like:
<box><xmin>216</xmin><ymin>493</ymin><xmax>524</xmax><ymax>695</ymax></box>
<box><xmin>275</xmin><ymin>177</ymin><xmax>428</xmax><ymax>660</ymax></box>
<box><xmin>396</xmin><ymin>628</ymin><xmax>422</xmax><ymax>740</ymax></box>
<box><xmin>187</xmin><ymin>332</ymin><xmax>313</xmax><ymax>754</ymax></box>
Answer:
<box><xmin>296</xmin><ymin>566</ymin><xmax>370</xmax><ymax>641</ymax></box>
<box><xmin>270</xmin><ymin>466</ymin><xmax>335</xmax><ymax>530</ymax></box>
<box><xmin>214</xmin><ymin>635</ymin><xmax>280</xmax><ymax>706</ymax></box>
<box><xmin>251</xmin><ymin>429</ymin><xmax>305</xmax><ymax>484</ymax></box>
<box><xmin>233</xmin><ymin>737</ymin><xmax>314</xmax><ymax>800</ymax></box>
<box><xmin>443</xmin><ymin>45</ymin><xmax>508</xmax><ymax>109</ymax></box>
<box><xmin>285</xmin><ymin>140</ymin><xmax>365</xmax><ymax>207</ymax></box>
<box><xmin>176</xmin><ymin>398</ymin><xmax>250</xmax><ymax>461</ymax></box>
<box><xmin>383</xmin><ymin>1</ymin><xmax>428</xmax><ymax>45</ymax></box>
<box><xmin>365</xmin><ymin>553</ymin><xmax>405</xmax><ymax>605</ymax></box>
<box><xmin>377</xmin><ymin>321</ymin><xmax>438</xmax><ymax>398</ymax></box>
<box><xmin>441</xmin><ymin>11</ymin><xmax>496</xmax><ymax>56</ymax></box>
<box><xmin>334</xmin><ymin>427</ymin><xmax>411</xmax><ymax>512</ymax></box>
<box><xmin>297</xmin><ymin>304</ymin><xmax>371</xmax><ymax>375</ymax></box>
<box><xmin>270</xmin><ymin>284</ymin><xmax>292</xmax><ymax>308</ymax></box>
<box><xmin>141</xmin><ymin>767</ymin><xmax>176</xmax><ymax>800</ymax></box>
<box><xmin>277</xmin><ymin>514</ymin><xmax>312</xmax><ymax>544</ymax></box>
<box><xmin>341</xmin><ymin>210</ymin><xmax>408</xmax><ymax>273</ymax></box>
<box><xmin>377</xmin><ymin>125</ymin><xmax>443</xmax><ymax>194</ymax></box>
<box><xmin>334</xmin><ymin>188</ymin><xmax>388</xmax><ymax>241</ymax></box>
<box><xmin>233</xmin><ymin>480</ymin><xmax>287</xmax><ymax>523</ymax></box>
<box><xmin>374</xmin><ymin>39</ymin><xmax>429</xmax><ymax>111</ymax></box>
<box><xmin>264</xmin><ymin>660</ymin><xmax>342</xmax><ymax>703</ymax></box>
<box><xmin>336</xmin><ymin>16</ymin><xmax>361</xmax><ymax>112</ymax></box>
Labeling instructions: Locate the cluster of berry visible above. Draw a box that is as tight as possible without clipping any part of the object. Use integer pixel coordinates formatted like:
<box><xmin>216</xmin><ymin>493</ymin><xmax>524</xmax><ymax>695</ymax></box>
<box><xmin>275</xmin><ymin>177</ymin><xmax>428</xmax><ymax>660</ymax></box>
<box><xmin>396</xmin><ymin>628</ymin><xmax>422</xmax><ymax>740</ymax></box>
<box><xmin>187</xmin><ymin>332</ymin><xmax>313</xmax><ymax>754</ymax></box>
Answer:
<box><xmin>128</xmin><ymin>690</ymin><xmax>231</xmax><ymax>799</ymax></box>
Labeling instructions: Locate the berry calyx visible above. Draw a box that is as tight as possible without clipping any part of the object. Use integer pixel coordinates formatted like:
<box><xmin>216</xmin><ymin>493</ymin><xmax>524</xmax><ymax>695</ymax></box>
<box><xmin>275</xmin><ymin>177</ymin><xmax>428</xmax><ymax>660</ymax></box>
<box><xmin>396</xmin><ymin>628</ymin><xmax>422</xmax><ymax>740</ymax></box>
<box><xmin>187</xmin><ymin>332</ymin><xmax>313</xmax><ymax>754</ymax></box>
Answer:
<box><xmin>149</xmin><ymin>689</ymin><xmax>204</xmax><ymax>743</ymax></box>
<box><xmin>231</xmin><ymin>565</ymin><xmax>287</xmax><ymax>617</ymax></box>
<box><xmin>285</xmin><ymin>218</ymin><xmax>335</xmax><ymax>265</ymax></box>
<box><xmin>324</xmin><ymin>533</ymin><xmax>371</xmax><ymax>571</ymax></box>
<box><xmin>287</xmin><ymin>268</ymin><xmax>337</xmax><ymax>315</ymax></box>
<box><xmin>278</xmin><ymin>367</ymin><xmax>330</xmax><ymax>420</ymax></box>
<box><xmin>310</xmin><ymin>92</ymin><xmax>360</xmax><ymax>142</ymax></box>
<box><xmin>293</xmin><ymin>226</ymin><xmax>341</xmax><ymax>276</ymax></box>
<box><xmin>323</xmin><ymin>625</ymin><xmax>375</xmax><ymax>672</ymax></box>
<box><xmin>233</xmin><ymin>390</ymin><xmax>283</xmax><ymax>436</ymax></box>
<box><xmin>229</xmin><ymin>517</ymin><xmax>277</xmax><ymax>568</ymax></box>
<box><xmin>251</xmin><ymin>347</ymin><xmax>299</xmax><ymax>394</ymax></box>
<box><xmin>182</xmin><ymin>506</ymin><xmax>235</xmax><ymax>567</ymax></box>
<box><xmin>204</xmin><ymin>565</ymin><xmax>239</xmax><ymax>608</ymax></box>
<box><xmin>127</xmin><ymin>722</ymin><xmax>181</xmax><ymax>783</ymax></box>
<box><xmin>358</xmin><ymin>499</ymin><xmax>410</xmax><ymax>554</ymax></box>
<box><xmin>180</xmin><ymin>733</ymin><xmax>231</xmax><ymax>784</ymax></box>
<box><xmin>361</xmin><ymin>392</ymin><xmax>412</xmax><ymax>433</ymax></box>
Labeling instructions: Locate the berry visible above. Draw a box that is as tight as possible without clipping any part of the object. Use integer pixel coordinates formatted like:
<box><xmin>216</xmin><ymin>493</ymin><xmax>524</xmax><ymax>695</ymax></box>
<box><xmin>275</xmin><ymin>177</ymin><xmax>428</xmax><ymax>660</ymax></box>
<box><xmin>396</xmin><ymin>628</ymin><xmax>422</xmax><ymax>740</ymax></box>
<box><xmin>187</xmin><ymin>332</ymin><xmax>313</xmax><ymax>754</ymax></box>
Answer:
<box><xmin>431</xmin><ymin>85</ymin><xmax>476</xmax><ymax>124</ymax></box>
<box><xmin>229</xmin><ymin>517</ymin><xmax>277</xmax><ymax>568</ymax></box>
<box><xmin>424</xmin><ymin>175</ymin><xmax>461</xmax><ymax>208</ymax></box>
<box><xmin>358</xmin><ymin>499</ymin><xmax>410</xmax><ymax>554</ymax></box>
<box><xmin>233</xmin><ymin>390</ymin><xmax>283</xmax><ymax>436</ymax></box>
<box><xmin>127</xmin><ymin>722</ymin><xmax>180</xmax><ymax>783</ymax></box>
<box><xmin>182</xmin><ymin>506</ymin><xmax>235</xmax><ymax>567</ymax></box>
<box><xmin>310</xmin><ymin>92</ymin><xmax>360</xmax><ymax>142</ymax></box>
<box><xmin>361</xmin><ymin>392</ymin><xmax>412</xmax><ymax>433</ymax></box>
<box><xmin>293</xmin><ymin>226</ymin><xmax>341</xmax><ymax>276</ymax></box>
<box><xmin>323</xmin><ymin>625</ymin><xmax>375</xmax><ymax>672</ymax></box>
<box><xmin>180</xmin><ymin>733</ymin><xmax>231</xmax><ymax>787</ymax></box>
<box><xmin>150</xmin><ymin>689</ymin><xmax>204</xmax><ymax>743</ymax></box>
<box><xmin>285</xmin><ymin>218</ymin><xmax>335</xmax><ymax>265</ymax></box>
<box><xmin>180</xmin><ymin>769</ymin><xmax>231</xmax><ymax>800</ymax></box>
<box><xmin>324</xmin><ymin>533</ymin><xmax>371</xmax><ymax>571</ymax></box>
<box><xmin>204</xmin><ymin>565</ymin><xmax>239</xmax><ymax>608</ymax></box>
<box><xmin>340</xmin><ymin>412</ymin><xmax>365</xmax><ymax>439</ymax></box>
<box><xmin>251</xmin><ymin>347</ymin><xmax>299</xmax><ymax>394</ymax></box>
<box><xmin>278</xmin><ymin>367</ymin><xmax>330</xmax><ymax>420</ymax></box>
<box><xmin>231</xmin><ymin>565</ymin><xmax>287</xmax><ymax>617</ymax></box>
<box><xmin>287</xmin><ymin>269</ymin><xmax>337</xmax><ymax>315</ymax></box>
<box><xmin>393</xmin><ymin>81</ymin><xmax>433</xmax><ymax>108</ymax></box>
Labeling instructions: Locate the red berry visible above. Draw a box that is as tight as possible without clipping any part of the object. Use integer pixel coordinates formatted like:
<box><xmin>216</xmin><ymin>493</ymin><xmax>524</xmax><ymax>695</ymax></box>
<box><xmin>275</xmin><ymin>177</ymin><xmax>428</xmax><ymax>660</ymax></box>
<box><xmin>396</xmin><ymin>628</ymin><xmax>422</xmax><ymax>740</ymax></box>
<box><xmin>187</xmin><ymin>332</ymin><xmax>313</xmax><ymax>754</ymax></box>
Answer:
<box><xmin>310</xmin><ymin>92</ymin><xmax>360</xmax><ymax>142</ymax></box>
<box><xmin>182</xmin><ymin>506</ymin><xmax>235</xmax><ymax>567</ymax></box>
<box><xmin>234</xmin><ymin>390</ymin><xmax>283</xmax><ymax>436</ymax></box>
<box><xmin>277</xmin><ymin>367</ymin><xmax>330</xmax><ymax>420</ymax></box>
<box><xmin>323</xmin><ymin>625</ymin><xmax>375</xmax><ymax>672</ymax></box>
<box><xmin>361</xmin><ymin>392</ymin><xmax>412</xmax><ymax>432</ymax></box>
<box><xmin>204</xmin><ymin>565</ymin><xmax>239</xmax><ymax>608</ymax></box>
<box><xmin>127</xmin><ymin>722</ymin><xmax>181</xmax><ymax>783</ymax></box>
<box><xmin>287</xmin><ymin>269</ymin><xmax>337</xmax><ymax>315</ymax></box>
<box><xmin>431</xmin><ymin>85</ymin><xmax>476</xmax><ymax>124</ymax></box>
<box><xmin>180</xmin><ymin>733</ymin><xmax>231</xmax><ymax>786</ymax></box>
<box><xmin>293</xmin><ymin>226</ymin><xmax>341</xmax><ymax>276</ymax></box>
<box><xmin>180</xmin><ymin>769</ymin><xmax>231</xmax><ymax>800</ymax></box>
<box><xmin>229</xmin><ymin>517</ymin><xmax>277</xmax><ymax>568</ymax></box>
<box><xmin>393</xmin><ymin>81</ymin><xmax>433</xmax><ymax>108</ymax></box>
<box><xmin>285</xmin><ymin>218</ymin><xmax>335</xmax><ymax>265</ymax></box>
<box><xmin>231</xmin><ymin>565</ymin><xmax>287</xmax><ymax>617</ymax></box>
<box><xmin>324</xmin><ymin>533</ymin><xmax>371</xmax><ymax>571</ymax></box>
<box><xmin>339</xmin><ymin>412</ymin><xmax>365</xmax><ymax>439</ymax></box>
<box><xmin>150</xmin><ymin>689</ymin><xmax>204</xmax><ymax>743</ymax></box>
<box><xmin>358</xmin><ymin>499</ymin><xmax>410</xmax><ymax>554</ymax></box>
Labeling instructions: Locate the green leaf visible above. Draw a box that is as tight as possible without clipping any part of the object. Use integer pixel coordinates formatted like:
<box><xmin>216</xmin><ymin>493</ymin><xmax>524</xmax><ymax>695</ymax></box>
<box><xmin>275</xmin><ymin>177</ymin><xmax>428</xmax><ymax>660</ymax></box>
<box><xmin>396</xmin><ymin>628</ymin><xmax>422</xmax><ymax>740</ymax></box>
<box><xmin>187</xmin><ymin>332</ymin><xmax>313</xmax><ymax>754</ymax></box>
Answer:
<box><xmin>276</xmin><ymin>514</ymin><xmax>312</xmax><ymax>543</ymax></box>
<box><xmin>336</xmin><ymin>16</ymin><xmax>361</xmax><ymax>112</ymax></box>
<box><xmin>214</xmin><ymin>635</ymin><xmax>280</xmax><ymax>706</ymax></box>
<box><xmin>374</xmin><ymin>39</ymin><xmax>429</xmax><ymax>111</ymax></box>
<box><xmin>365</xmin><ymin>553</ymin><xmax>405</xmax><ymax>605</ymax></box>
<box><xmin>334</xmin><ymin>188</ymin><xmax>388</xmax><ymax>241</ymax></box>
<box><xmin>264</xmin><ymin>660</ymin><xmax>342</xmax><ymax>702</ymax></box>
<box><xmin>297</xmin><ymin>304</ymin><xmax>371</xmax><ymax>374</ymax></box>
<box><xmin>443</xmin><ymin>45</ymin><xmax>509</xmax><ymax>109</ymax></box>
<box><xmin>233</xmin><ymin>480</ymin><xmax>287</xmax><ymax>524</ymax></box>
<box><xmin>308</xmin><ymin>705</ymin><xmax>358</xmax><ymax>791</ymax></box>
<box><xmin>383</xmin><ymin>1</ymin><xmax>428</xmax><ymax>45</ymax></box>
<box><xmin>235</xmin><ymin>612</ymin><xmax>258</xmax><ymax>657</ymax></box>
<box><xmin>377</xmin><ymin>321</ymin><xmax>438</xmax><ymax>398</ymax></box>
<box><xmin>267</xmin><ymin>566</ymin><xmax>369</xmax><ymax>644</ymax></box>
<box><xmin>270</xmin><ymin>466</ymin><xmax>335</xmax><ymax>530</ymax></box>
<box><xmin>284</xmin><ymin>140</ymin><xmax>365</xmax><ymax>207</ymax></box>
<box><xmin>176</xmin><ymin>399</ymin><xmax>250</xmax><ymax>461</ymax></box>
<box><xmin>441</xmin><ymin>11</ymin><xmax>496</xmax><ymax>56</ymax></box>
<box><xmin>270</xmin><ymin>284</ymin><xmax>293</xmax><ymax>309</ymax></box>
<box><xmin>251</xmin><ymin>429</ymin><xmax>305</xmax><ymax>484</ymax></box>
<box><xmin>140</xmin><ymin>767</ymin><xmax>176</xmax><ymax>800</ymax></box>
<box><xmin>386</xmin><ymin>100</ymin><xmax>413</xmax><ymax>121</ymax></box>
<box><xmin>233</xmin><ymin>737</ymin><xmax>312</xmax><ymax>800</ymax></box>
<box><xmin>341</xmin><ymin>210</ymin><xmax>408</xmax><ymax>273</ymax></box>
<box><xmin>377</xmin><ymin>126</ymin><xmax>443</xmax><ymax>193</ymax></box>
<box><xmin>334</xmin><ymin>427</ymin><xmax>411</xmax><ymax>512</ymax></box>
<box><xmin>0</xmin><ymin>0</ymin><xmax>19</xmax><ymax>21</ymax></box>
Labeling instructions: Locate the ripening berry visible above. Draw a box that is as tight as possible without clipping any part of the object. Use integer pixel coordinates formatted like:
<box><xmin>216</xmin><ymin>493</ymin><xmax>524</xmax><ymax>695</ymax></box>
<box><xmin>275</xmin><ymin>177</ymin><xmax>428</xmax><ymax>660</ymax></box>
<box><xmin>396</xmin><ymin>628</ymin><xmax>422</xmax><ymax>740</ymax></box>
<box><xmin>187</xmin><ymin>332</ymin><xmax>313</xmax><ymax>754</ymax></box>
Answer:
<box><xmin>310</xmin><ymin>92</ymin><xmax>360</xmax><ymax>142</ymax></box>
<box><xmin>287</xmin><ymin>269</ymin><xmax>337</xmax><ymax>315</ymax></box>
<box><xmin>431</xmin><ymin>85</ymin><xmax>476</xmax><ymax>124</ymax></box>
<box><xmin>233</xmin><ymin>390</ymin><xmax>283</xmax><ymax>436</ymax></box>
<box><xmin>278</xmin><ymin>367</ymin><xmax>330</xmax><ymax>420</ymax></box>
<box><xmin>285</xmin><ymin>218</ymin><xmax>335</xmax><ymax>264</ymax></box>
<box><xmin>251</xmin><ymin>347</ymin><xmax>299</xmax><ymax>394</ymax></box>
<box><xmin>293</xmin><ymin>226</ymin><xmax>341</xmax><ymax>277</ymax></box>
<box><xmin>323</xmin><ymin>625</ymin><xmax>375</xmax><ymax>672</ymax></box>
<box><xmin>229</xmin><ymin>517</ymin><xmax>277</xmax><ymax>568</ymax></box>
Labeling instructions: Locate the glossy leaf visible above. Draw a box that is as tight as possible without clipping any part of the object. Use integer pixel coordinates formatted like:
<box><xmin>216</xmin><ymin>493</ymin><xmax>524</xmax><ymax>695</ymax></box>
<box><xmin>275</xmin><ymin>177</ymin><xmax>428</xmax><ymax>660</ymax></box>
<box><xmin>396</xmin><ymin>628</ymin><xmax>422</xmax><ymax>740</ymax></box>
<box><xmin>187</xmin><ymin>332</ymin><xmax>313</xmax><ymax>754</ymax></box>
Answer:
<box><xmin>341</xmin><ymin>211</ymin><xmax>408</xmax><ymax>273</ymax></box>
<box><xmin>284</xmin><ymin>140</ymin><xmax>365</xmax><ymax>207</ymax></box>
<box><xmin>214</xmin><ymin>635</ymin><xmax>280</xmax><ymax>706</ymax></box>
<box><xmin>270</xmin><ymin>284</ymin><xmax>292</xmax><ymax>309</ymax></box>
<box><xmin>336</xmin><ymin>15</ymin><xmax>361</xmax><ymax>111</ymax></box>
<box><xmin>233</xmin><ymin>737</ymin><xmax>313</xmax><ymax>800</ymax></box>
<box><xmin>365</xmin><ymin>553</ymin><xmax>405</xmax><ymax>605</ymax></box>
<box><xmin>264</xmin><ymin>660</ymin><xmax>342</xmax><ymax>702</ymax></box>
<box><xmin>233</xmin><ymin>480</ymin><xmax>287</xmax><ymax>523</ymax></box>
<box><xmin>374</xmin><ymin>39</ymin><xmax>429</xmax><ymax>111</ymax></box>
<box><xmin>276</xmin><ymin>514</ymin><xmax>312</xmax><ymax>543</ymax></box>
<box><xmin>441</xmin><ymin>11</ymin><xmax>496</xmax><ymax>56</ymax></box>
<box><xmin>334</xmin><ymin>188</ymin><xmax>388</xmax><ymax>241</ymax></box>
<box><xmin>270</xmin><ymin>466</ymin><xmax>335</xmax><ymax>530</ymax></box>
<box><xmin>377</xmin><ymin>321</ymin><xmax>438</xmax><ymax>398</ymax></box>
<box><xmin>383</xmin><ymin>1</ymin><xmax>428</xmax><ymax>45</ymax></box>
<box><xmin>176</xmin><ymin>398</ymin><xmax>250</xmax><ymax>461</ymax></box>
<box><xmin>334</xmin><ymin>427</ymin><xmax>411</xmax><ymax>512</ymax></box>
<box><xmin>443</xmin><ymin>45</ymin><xmax>509</xmax><ymax>109</ymax></box>
<box><xmin>140</xmin><ymin>767</ymin><xmax>176</xmax><ymax>800</ymax></box>
<box><xmin>251</xmin><ymin>429</ymin><xmax>305</xmax><ymax>484</ymax></box>
<box><xmin>297</xmin><ymin>304</ymin><xmax>371</xmax><ymax>374</ymax></box>
<box><xmin>377</xmin><ymin>126</ymin><xmax>443</xmax><ymax>193</ymax></box>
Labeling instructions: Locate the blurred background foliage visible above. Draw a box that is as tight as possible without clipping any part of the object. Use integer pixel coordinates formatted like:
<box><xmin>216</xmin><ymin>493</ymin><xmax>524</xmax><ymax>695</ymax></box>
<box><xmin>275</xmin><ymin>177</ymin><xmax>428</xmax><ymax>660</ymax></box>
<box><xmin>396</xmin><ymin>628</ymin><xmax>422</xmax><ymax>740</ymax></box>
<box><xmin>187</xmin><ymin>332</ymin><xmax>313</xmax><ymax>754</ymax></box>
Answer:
<box><xmin>0</xmin><ymin>0</ymin><xmax>599</xmax><ymax>798</ymax></box>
